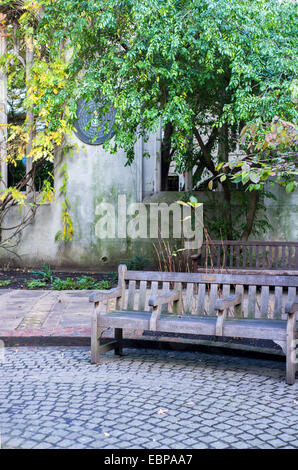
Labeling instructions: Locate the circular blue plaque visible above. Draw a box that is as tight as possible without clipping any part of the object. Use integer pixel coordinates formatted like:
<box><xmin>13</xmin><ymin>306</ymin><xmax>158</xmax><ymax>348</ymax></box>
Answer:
<box><xmin>74</xmin><ymin>99</ymin><xmax>116</xmax><ymax>145</ymax></box>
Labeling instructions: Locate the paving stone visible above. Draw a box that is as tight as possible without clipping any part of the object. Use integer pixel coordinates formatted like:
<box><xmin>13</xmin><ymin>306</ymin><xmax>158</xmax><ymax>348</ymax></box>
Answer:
<box><xmin>0</xmin><ymin>346</ymin><xmax>297</xmax><ymax>449</ymax></box>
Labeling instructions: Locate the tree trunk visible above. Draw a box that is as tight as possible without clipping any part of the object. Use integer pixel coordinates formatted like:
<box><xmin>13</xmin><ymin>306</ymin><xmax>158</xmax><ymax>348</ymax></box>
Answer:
<box><xmin>26</xmin><ymin>35</ymin><xmax>34</xmax><ymax>193</ymax></box>
<box><xmin>0</xmin><ymin>29</ymin><xmax>7</xmax><ymax>243</ymax></box>
<box><xmin>241</xmin><ymin>190</ymin><xmax>259</xmax><ymax>241</ymax></box>
<box><xmin>222</xmin><ymin>181</ymin><xmax>233</xmax><ymax>240</ymax></box>
<box><xmin>218</xmin><ymin>123</ymin><xmax>233</xmax><ymax>240</ymax></box>
<box><xmin>161</xmin><ymin>122</ymin><xmax>173</xmax><ymax>191</ymax></box>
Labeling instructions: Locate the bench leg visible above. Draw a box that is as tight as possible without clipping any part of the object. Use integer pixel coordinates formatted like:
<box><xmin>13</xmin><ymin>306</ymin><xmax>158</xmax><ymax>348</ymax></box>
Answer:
<box><xmin>114</xmin><ymin>328</ymin><xmax>123</xmax><ymax>356</ymax></box>
<box><xmin>91</xmin><ymin>333</ymin><xmax>100</xmax><ymax>364</ymax></box>
<box><xmin>91</xmin><ymin>301</ymin><xmax>103</xmax><ymax>364</ymax></box>
<box><xmin>286</xmin><ymin>313</ymin><xmax>297</xmax><ymax>385</ymax></box>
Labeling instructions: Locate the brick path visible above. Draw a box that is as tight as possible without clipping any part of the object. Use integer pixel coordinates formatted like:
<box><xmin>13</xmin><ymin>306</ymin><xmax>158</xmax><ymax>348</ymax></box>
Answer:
<box><xmin>0</xmin><ymin>347</ymin><xmax>297</xmax><ymax>449</ymax></box>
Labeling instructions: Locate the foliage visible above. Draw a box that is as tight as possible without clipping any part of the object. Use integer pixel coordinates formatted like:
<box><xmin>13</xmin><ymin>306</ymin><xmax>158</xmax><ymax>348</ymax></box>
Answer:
<box><xmin>1</xmin><ymin>0</ymin><xmax>297</xmax><ymax>245</ymax></box>
<box><xmin>52</xmin><ymin>276</ymin><xmax>111</xmax><ymax>290</ymax></box>
<box><xmin>32</xmin><ymin>261</ymin><xmax>54</xmax><ymax>283</ymax></box>
<box><xmin>0</xmin><ymin>279</ymin><xmax>11</xmax><ymax>286</ymax></box>
<box><xmin>227</xmin><ymin>118</ymin><xmax>297</xmax><ymax>193</ymax></box>
<box><xmin>35</xmin><ymin>0</ymin><xmax>297</xmax><ymax>239</ymax></box>
<box><xmin>125</xmin><ymin>255</ymin><xmax>149</xmax><ymax>271</ymax></box>
<box><xmin>104</xmin><ymin>271</ymin><xmax>118</xmax><ymax>285</ymax></box>
<box><xmin>27</xmin><ymin>266</ymin><xmax>112</xmax><ymax>289</ymax></box>
<box><xmin>35</xmin><ymin>0</ymin><xmax>297</xmax><ymax>165</ymax></box>
<box><xmin>0</xmin><ymin>2</ymin><xmax>72</xmax><ymax>251</ymax></box>
<box><xmin>26</xmin><ymin>279</ymin><xmax>47</xmax><ymax>288</ymax></box>
<box><xmin>203</xmin><ymin>190</ymin><xmax>275</xmax><ymax>240</ymax></box>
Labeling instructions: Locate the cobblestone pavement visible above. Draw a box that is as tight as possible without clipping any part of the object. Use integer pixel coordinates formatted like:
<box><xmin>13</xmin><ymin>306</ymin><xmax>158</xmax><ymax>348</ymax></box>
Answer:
<box><xmin>0</xmin><ymin>347</ymin><xmax>297</xmax><ymax>449</ymax></box>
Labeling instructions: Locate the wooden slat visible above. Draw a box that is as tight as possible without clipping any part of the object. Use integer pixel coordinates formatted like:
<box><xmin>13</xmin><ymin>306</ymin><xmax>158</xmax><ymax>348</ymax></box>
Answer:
<box><xmin>222</xmin><ymin>284</ymin><xmax>231</xmax><ymax>316</ymax></box>
<box><xmin>222</xmin><ymin>284</ymin><xmax>230</xmax><ymax>298</ymax></box>
<box><xmin>223</xmin><ymin>244</ymin><xmax>227</xmax><ymax>268</ymax></box>
<box><xmin>161</xmin><ymin>281</ymin><xmax>170</xmax><ymax>313</ymax></box>
<box><xmin>242</xmin><ymin>246</ymin><xmax>247</xmax><ymax>268</ymax></box>
<box><xmin>138</xmin><ymin>280</ymin><xmax>147</xmax><ymax>311</ymax></box>
<box><xmin>234</xmin><ymin>285</ymin><xmax>244</xmax><ymax>318</ymax></box>
<box><xmin>247</xmin><ymin>285</ymin><xmax>256</xmax><ymax>318</ymax></box>
<box><xmin>275</xmin><ymin>246</ymin><xmax>280</xmax><ymax>268</ymax></box>
<box><xmin>255</xmin><ymin>245</ymin><xmax>259</xmax><ymax>268</ymax></box>
<box><xmin>274</xmin><ymin>286</ymin><xmax>283</xmax><ymax>319</ymax></box>
<box><xmin>209</xmin><ymin>244</ymin><xmax>214</xmax><ymax>268</ymax></box>
<box><xmin>236</xmin><ymin>245</ymin><xmax>240</xmax><ymax>268</ymax></box>
<box><xmin>216</xmin><ymin>245</ymin><xmax>221</xmax><ymax>268</ymax></box>
<box><xmin>185</xmin><ymin>283</ymin><xmax>194</xmax><ymax>314</ymax></box>
<box><xmin>202</xmin><ymin>243</ymin><xmax>207</xmax><ymax>266</ymax></box>
<box><xmin>198</xmin><ymin>240</ymin><xmax>298</xmax><ymax>247</ymax></box>
<box><xmin>196</xmin><ymin>283</ymin><xmax>206</xmax><ymax>315</ymax></box>
<box><xmin>127</xmin><ymin>280</ymin><xmax>136</xmax><ymax>310</ymax></box>
<box><xmin>150</xmin><ymin>281</ymin><xmax>158</xmax><ymax>297</ymax></box>
<box><xmin>262</xmin><ymin>245</ymin><xmax>266</xmax><ymax>269</ymax></box>
<box><xmin>268</xmin><ymin>246</ymin><xmax>273</xmax><ymax>269</ymax></box>
<box><xmin>162</xmin><ymin>281</ymin><xmax>170</xmax><ymax>293</ymax></box>
<box><xmin>229</xmin><ymin>245</ymin><xmax>234</xmax><ymax>268</ymax></box>
<box><xmin>194</xmin><ymin>240</ymin><xmax>298</xmax><ymax>271</ymax></box>
<box><xmin>281</xmin><ymin>245</ymin><xmax>286</xmax><ymax>269</ymax></box>
<box><xmin>286</xmin><ymin>287</ymin><xmax>297</xmax><ymax>320</ymax></box>
<box><xmin>126</xmin><ymin>271</ymin><xmax>298</xmax><ymax>287</ymax></box>
<box><xmin>249</xmin><ymin>246</ymin><xmax>253</xmax><ymax>268</ymax></box>
<box><xmin>173</xmin><ymin>282</ymin><xmax>182</xmax><ymax>313</ymax></box>
<box><xmin>288</xmin><ymin>246</ymin><xmax>293</xmax><ymax>269</ymax></box>
<box><xmin>260</xmin><ymin>285</ymin><xmax>269</xmax><ymax>319</ymax></box>
<box><xmin>209</xmin><ymin>283</ymin><xmax>218</xmax><ymax>314</ymax></box>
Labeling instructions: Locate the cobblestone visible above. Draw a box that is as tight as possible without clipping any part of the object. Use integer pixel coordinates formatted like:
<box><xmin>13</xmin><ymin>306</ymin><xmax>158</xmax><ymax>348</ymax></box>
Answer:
<box><xmin>0</xmin><ymin>346</ymin><xmax>297</xmax><ymax>449</ymax></box>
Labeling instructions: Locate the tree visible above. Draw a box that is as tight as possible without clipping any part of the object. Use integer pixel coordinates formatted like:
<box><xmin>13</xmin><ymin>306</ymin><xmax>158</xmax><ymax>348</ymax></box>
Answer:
<box><xmin>1</xmin><ymin>0</ymin><xmax>297</xmax><ymax>243</ymax></box>
<box><xmin>0</xmin><ymin>1</ymin><xmax>66</xmax><ymax>254</ymax></box>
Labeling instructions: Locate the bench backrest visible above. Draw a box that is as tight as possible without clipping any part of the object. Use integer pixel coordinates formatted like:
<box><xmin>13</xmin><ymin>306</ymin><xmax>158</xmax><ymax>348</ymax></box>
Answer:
<box><xmin>195</xmin><ymin>241</ymin><xmax>298</xmax><ymax>270</ymax></box>
<box><xmin>120</xmin><ymin>266</ymin><xmax>298</xmax><ymax>321</ymax></box>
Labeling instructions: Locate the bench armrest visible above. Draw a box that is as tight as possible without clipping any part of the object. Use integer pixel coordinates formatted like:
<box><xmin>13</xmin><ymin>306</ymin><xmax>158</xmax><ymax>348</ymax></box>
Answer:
<box><xmin>214</xmin><ymin>293</ymin><xmax>242</xmax><ymax>311</ymax></box>
<box><xmin>89</xmin><ymin>287</ymin><xmax>122</xmax><ymax>303</ymax></box>
<box><xmin>149</xmin><ymin>290</ymin><xmax>181</xmax><ymax>331</ymax></box>
<box><xmin>285</xmin><ymin>298</ymin><xmax>298</xmax><ymax>315</ymax></box>
<box><xmin>215</xmin><ymin>293</ymin><xmax>242</xmax><ymax>336</ymax></box>
<box><xmin>148</xmin><ymin>290</ymin><xmax>180</xmax><ymax>308</ymax></box>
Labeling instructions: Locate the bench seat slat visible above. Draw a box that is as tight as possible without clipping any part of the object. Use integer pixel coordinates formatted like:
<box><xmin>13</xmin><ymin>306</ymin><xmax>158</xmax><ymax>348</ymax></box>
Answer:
<box><xmin>99</xmin><ymin>310</ymin><xmax>293</xmax><ymax>341</ymax></box>
<box><xmin>100</xmin><ymin>311</ymin><xmax>151</xmax><ymax>329</ymax></box>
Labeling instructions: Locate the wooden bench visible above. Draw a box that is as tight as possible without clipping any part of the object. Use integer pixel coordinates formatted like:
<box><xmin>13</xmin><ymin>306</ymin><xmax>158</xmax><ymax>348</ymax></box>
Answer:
<box><xmin>191</xmin><ymin>240</ymin><xmax>298</xmax><ymax>274</ymax></box>
<box><xmin>90</xmin><ymin>265</ymin><xmax>298</xmax><ymax>385</ymax></box>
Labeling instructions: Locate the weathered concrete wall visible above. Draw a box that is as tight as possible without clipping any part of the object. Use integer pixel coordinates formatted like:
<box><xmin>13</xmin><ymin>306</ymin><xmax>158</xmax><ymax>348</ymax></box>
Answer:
<box><xmin>0</xmin><ymin>131</ymin><xmax>296</xmax><ymax>269</ymax></box>
<box><xmin>0</xmin><ymin>134</ymin><xmax>141</xmax><ymax>268</ymax></box>
<box><xmin>264</xmin><ymin>185</ymin><xmax>298</xmax><ymax>242</ymax></box>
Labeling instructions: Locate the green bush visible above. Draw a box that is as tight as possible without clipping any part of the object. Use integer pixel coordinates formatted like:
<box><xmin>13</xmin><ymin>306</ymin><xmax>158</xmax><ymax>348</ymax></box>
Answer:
<box><xmin>52</xmin><ymin>276</ymin><xmax>111</xmax><ymax>291</ymax></box>
<box><xmin>32</xmin><ymin>262</ymin><xmax>54</xmax><ymax>283</ymax></box>
<box><xmin>27</xmin><ymin>279</ymin><xmax>48</xmax><ymax>289</ymax></box>
<box><xmin>125</xmin><ymin>256</ymin><xmax>148</xmax><ymax>271</ymax></box>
